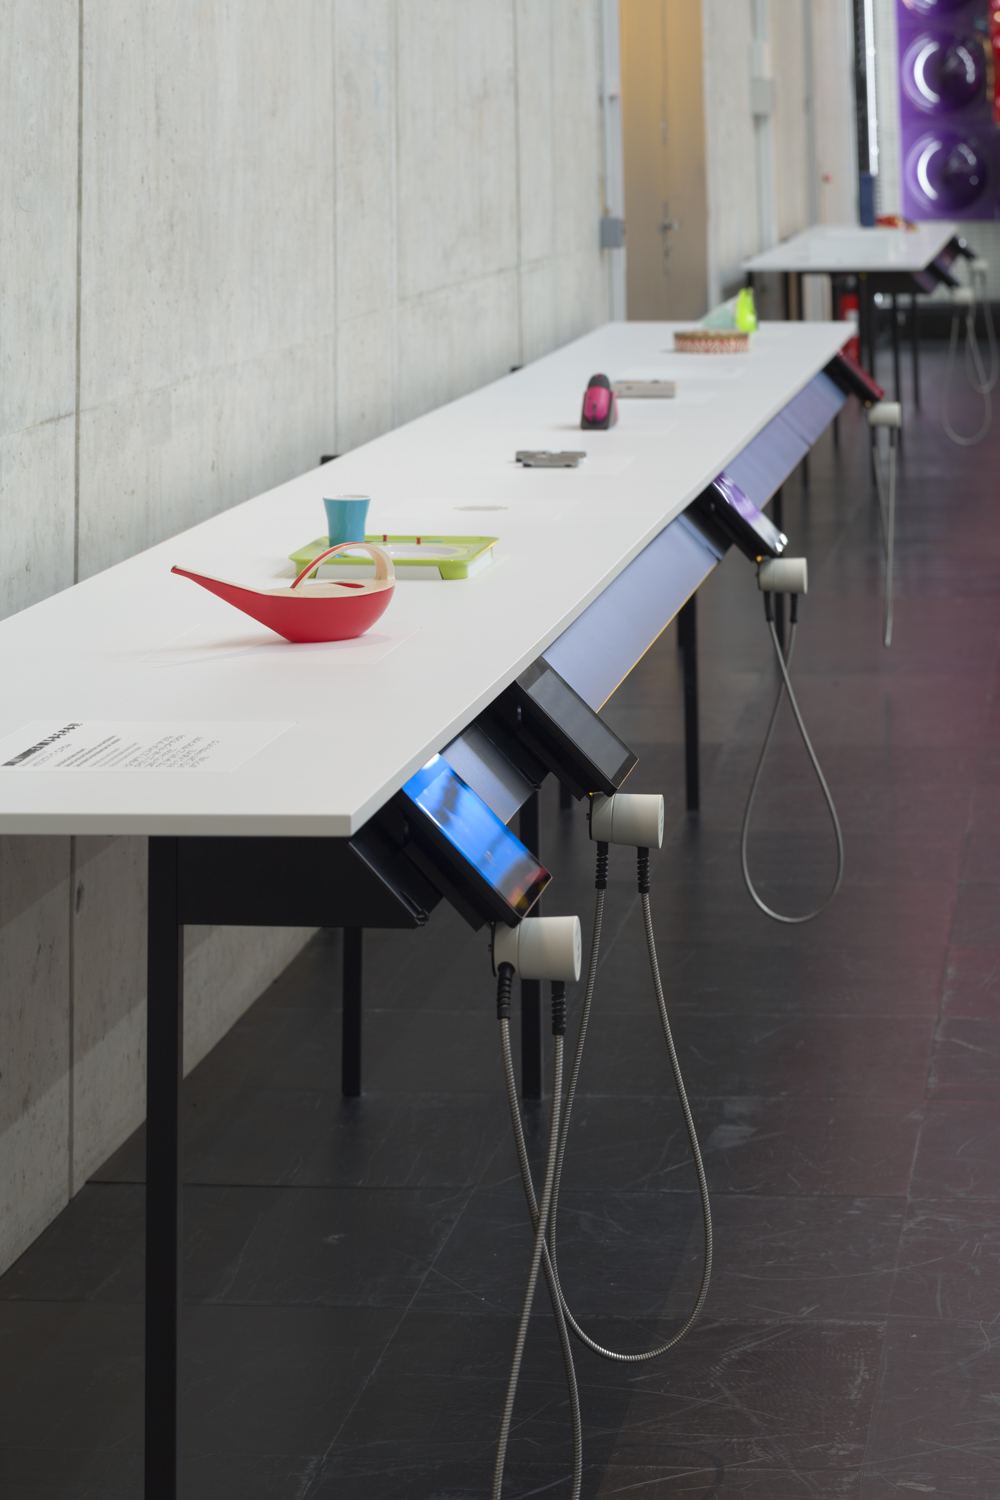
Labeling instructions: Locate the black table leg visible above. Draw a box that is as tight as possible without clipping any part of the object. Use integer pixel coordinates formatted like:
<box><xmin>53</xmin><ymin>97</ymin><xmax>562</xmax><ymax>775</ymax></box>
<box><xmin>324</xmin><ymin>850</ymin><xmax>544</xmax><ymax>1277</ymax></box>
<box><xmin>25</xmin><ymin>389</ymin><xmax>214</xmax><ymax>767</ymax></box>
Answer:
<box><xmin>519</xmin><ymin>791</ymin><xmax>543</xmax><ymax>1099</ymax></box>
<box><xmin>342</xmin><ymin>928</ymin><xmax>363</xmax><ymax>1098</ymax></box>
<box><xmin>678</xmin><ymin>595</ymin><xmax>699</xmax><ymax>812</ymax></box>
<box><xmin>145</xmin><ymin>837</ymin><xmax>183</xmax><ymax>1500</ymax></box>
<box><xmin>859</xmin><ymin>276</ymin><xmax>873</xmax><ymax>376</ymax></box>
<box><xmin>911</xmin><ymin>295</ymin><xmax>920</xmax><ymax>408</ymax></box>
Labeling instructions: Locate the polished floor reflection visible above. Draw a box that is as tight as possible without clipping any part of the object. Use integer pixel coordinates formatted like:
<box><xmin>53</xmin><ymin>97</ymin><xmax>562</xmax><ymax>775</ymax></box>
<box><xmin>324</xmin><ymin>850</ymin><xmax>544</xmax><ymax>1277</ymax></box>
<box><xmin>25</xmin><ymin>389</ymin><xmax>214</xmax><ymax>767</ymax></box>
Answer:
<box><xmin>3</xmin><ymin>347</ymin><xmax>999</xmax><ymax>1497</ymax></box>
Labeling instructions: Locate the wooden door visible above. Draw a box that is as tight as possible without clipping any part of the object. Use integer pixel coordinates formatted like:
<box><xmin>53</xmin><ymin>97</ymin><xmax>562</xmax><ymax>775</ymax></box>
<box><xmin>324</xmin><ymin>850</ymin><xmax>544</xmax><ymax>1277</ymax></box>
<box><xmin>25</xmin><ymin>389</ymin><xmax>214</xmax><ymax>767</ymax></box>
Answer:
<box><xmin>621</xmin><ymin>0</ymin><xmax>708</xmax><ymax>319</ymax></box>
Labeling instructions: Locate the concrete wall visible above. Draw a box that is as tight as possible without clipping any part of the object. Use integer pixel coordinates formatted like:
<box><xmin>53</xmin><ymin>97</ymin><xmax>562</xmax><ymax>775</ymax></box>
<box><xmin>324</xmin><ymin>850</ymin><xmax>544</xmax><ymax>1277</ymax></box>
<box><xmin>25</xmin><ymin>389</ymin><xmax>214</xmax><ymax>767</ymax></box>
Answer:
<box><xmin>0</xmin><ymin>0</ymin><xmax>611</xmax><ymax>1274</ymax></box>
<box><xmin>771</xmin><ymin>0</ymin><xmax>810</xmax><ymax>243</ymax></box>
<box><xmin>702</xmin><ymin>0</ymin><xmax>856</xmax><ymax>308</ymax></box>
<box><xmin>813</xmin><ymin>0</ymin><xmax>857</xmax><ymax>227</ymax></box>
<box><xmin>702</xmin><ymin>0</ymin><xmax>757</xmax><ymax>307</ymax></box>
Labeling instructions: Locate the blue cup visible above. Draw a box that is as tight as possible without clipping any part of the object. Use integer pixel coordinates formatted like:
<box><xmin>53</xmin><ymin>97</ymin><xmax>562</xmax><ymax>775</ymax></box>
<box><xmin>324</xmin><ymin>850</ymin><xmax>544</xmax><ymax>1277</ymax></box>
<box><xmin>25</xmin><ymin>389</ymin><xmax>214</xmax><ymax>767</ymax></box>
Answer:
<box><xmin>324</xmin><ymin>495</ymin><xmax>370</xmax><ymax>546</ymax></box>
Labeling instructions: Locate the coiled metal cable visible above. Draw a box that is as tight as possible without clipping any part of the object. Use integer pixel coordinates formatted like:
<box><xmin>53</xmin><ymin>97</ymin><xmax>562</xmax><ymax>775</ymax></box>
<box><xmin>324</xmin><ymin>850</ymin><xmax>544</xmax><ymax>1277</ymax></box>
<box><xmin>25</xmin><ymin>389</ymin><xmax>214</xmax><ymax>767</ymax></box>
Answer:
<box><xmin>493</xmin><ymin>1021</ymin><xmax>566</xmax><ymax>1500</ymax></box>
<box><xmin>546</xmin><ymin>873</ymin><xmax>712</xmax><ymax>1361</ymax></box>
<box><xmin>966</xmin><ymin>264</ymin><xmax>998</xmax><ymax>396</ymax></box>
<box><xmin>495</xmin><ymin>966</ymin><xmax>581</xmax><ymax>1500</ymax></box>
<box><xmin>871</xmin><ymin>428</ymin><xmax>897</xmax><ymax>648</ymax></box>
<box><xmin>503</xmin><ymin>845</ymin><xmax>712</xmax><ymax>1358</ymax></box>
<box><xmin>942</xmin><ymin>299</ymin><xmax>992</xmax><ymax>447</ymax></box>
<box><xmin>741</xmin><ymin>607</ymin><xmax>844</xmax><ymax>923</ymax></box>
<box><xmin>494</xmin><ymin>842</ymin><xmax>715</xmax><ymax>1497</ymax></box>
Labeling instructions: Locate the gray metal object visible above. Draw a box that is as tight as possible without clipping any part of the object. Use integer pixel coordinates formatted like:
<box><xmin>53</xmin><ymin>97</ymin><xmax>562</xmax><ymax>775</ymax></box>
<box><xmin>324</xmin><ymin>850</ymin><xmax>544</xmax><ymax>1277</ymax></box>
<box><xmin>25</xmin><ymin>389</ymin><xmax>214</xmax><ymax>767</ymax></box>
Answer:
<box><xmin>750</xmin><ymin>76</ymin><xmax>775</xmax><ymax>117</ymax></box>
<box><xmin>600</xmin><ymin>215</ymin><xmax>625</xmax><ymax>249</ymax></box>
<box><xmin>515</xmin><ymin>450</ymin><xmax>586</xmax><ymax>468</ymax></box>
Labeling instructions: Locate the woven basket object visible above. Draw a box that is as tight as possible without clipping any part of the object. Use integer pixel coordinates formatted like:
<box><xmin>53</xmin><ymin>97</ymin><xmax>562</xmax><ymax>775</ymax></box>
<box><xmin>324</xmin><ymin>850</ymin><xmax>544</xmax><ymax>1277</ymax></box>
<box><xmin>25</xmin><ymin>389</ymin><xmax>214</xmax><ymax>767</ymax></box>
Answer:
<box><xmin>673</xmin><ymin>329</ymin><xmax>750</xmax><ymax>354</ymax></box>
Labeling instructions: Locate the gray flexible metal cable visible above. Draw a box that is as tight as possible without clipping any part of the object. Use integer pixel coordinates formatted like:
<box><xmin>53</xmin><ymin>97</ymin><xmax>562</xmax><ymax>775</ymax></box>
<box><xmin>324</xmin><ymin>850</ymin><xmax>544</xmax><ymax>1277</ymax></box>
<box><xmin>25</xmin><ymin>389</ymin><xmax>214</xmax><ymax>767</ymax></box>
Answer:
<box><xmin>983</xmin><ymin>294</ymin><xmax>998</xmax><ymax>392</ymax></box>
<box><xmin>546</xmin><ymin>875</ymin><xmax>713</xmax><ymax>1363</ymax></box>
<box><xmin>741</xmin><ymin>616</ymin><xmax>844</xmax><ymax>924</ymax></box>
<box><xmin>493</xmin><ymin>1023</ymin><xmax>566</xmax><ymax>1500</ymax></box>
<box><xmin>501</xmin><ymin>865</ymin><xmax>712</xmax><ymax>1383</ymax></box>
<box><xmin>965</xmin><ymin>269</ymin><xmax>998</xmax><ymax>395</ymax></box>
<box><xmin>497</xmin><ymin>1016</ymin><xmax>582</xmax><ymax>1500</ymax></box>
<box><xmin>871</xmin><ymin>430</ymin><xmax>897</xmax><ymax>648</ymax></box>
<box><xmin>942</xmin><ymin>306</ymin><xmax>992</xmax><ymax>447</ymax></box>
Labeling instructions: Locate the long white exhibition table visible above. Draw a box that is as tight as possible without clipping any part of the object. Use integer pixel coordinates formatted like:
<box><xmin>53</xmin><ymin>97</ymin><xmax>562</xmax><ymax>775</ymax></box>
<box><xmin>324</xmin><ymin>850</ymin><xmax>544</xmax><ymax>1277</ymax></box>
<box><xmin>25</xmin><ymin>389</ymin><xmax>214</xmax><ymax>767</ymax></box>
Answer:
<box><xmin>0</xmin><ymin>318</ymin><xmax>850</xmax><ymax>1500</ymax></box>
<box><xmin>0</xmin><ymin>320</ymin><xmax>848</xmax><ymax>840</ymax></box>
<box><xmin>743</xmin><ymin>221</ymin><xmax>958</xmax><ymax>276</ymax></box>
<box><xmin>744</xmin><ymin>221</ymin><xmax>965</xmax><ymax>401</ymax></box>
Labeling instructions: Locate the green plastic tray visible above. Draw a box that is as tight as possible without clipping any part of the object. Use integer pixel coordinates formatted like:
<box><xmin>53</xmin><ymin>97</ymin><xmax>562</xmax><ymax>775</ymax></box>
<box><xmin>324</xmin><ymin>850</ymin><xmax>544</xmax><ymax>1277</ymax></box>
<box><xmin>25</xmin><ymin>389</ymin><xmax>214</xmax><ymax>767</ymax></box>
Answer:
<box><xmin>290</xmin><ymin>533</ymin><xmax>498</xmax><ymax>581</ymax></box>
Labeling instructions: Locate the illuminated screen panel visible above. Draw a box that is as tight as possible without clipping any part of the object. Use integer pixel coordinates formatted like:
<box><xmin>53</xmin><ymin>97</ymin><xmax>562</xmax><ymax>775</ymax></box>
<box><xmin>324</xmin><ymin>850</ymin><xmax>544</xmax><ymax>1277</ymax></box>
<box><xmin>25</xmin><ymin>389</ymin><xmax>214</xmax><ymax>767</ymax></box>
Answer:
<box><xmin>402</xmin><ymin>756</ymin><xmax>550</xmax><ymax>917</ymax></box>
<box><xmin>709</xmin><ymin>473</ymin><xmax>786</xmax><ymax>557</ymax></box>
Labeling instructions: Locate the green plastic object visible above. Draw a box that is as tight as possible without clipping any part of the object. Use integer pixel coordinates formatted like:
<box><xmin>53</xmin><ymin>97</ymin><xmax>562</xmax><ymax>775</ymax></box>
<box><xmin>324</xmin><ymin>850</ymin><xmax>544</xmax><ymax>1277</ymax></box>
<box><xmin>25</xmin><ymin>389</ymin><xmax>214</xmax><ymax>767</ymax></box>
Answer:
<box><xmin>701</xmin><ymin>288</ymin><xmax>757</xmax><ymax>333</ymax></box>
<box><xmin>289</xmin><ymin>533</ymin><xmax>498</xmax><ymax>581</ymax></box>
<box><xmin>735</xmin><ymin>286</ymin><xmax>758</xmax><ymax>332</ymax></box>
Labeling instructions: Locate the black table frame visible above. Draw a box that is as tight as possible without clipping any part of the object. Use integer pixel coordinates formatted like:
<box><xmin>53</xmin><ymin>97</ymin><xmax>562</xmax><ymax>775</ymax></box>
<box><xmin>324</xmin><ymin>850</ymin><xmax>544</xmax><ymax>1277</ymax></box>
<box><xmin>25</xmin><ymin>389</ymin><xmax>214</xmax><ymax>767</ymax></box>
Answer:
<box><xmin>776</xmin><ymin>269</ymin><xmax>921</xmax><ymax>406</ymax></box>
<box><xmin>144</xmin><ymin>830</ymin><xmax>438</xmax><ymax>1496</ymax></box>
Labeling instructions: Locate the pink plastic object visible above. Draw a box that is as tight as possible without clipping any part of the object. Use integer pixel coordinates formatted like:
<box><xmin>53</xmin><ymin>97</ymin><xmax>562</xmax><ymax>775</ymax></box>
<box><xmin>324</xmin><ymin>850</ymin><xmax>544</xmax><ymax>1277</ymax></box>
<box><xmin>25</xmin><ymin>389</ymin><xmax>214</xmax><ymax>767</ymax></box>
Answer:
<box><xmin>581</xmin><ymin>373</ymin><xmax>618</xmax><ymax>429</ymax></box>
<box><xmin>171</xmin><ymin>543</ymin><xmax>395</xmax><ymax>644</ymax></box>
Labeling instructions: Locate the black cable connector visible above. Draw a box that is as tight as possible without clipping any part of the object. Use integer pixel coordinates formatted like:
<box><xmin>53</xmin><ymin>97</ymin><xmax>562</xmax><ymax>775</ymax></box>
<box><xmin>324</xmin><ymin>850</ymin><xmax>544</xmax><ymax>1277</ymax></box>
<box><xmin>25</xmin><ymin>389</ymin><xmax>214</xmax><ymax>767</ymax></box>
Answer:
<box><xmin>551</xmin><ymin>980</ymin><xmax>567</xmax><ymax>1037</ymax></box>
<box><xmin>595</xmin><ymin>840</ymin><xmax>609</xmax><ymax>891</ymax></box>
<box><xmin>637</xmin><ymin>847</ymin><xmax>650</xmax><ymax>894</ymax></box>
<box><xmin>763</xmin><ymin>590</ymin><xmax>774</xmax><ymax>624</ymax></box>
<box><xmin>496</xmin><ymin>961</ymin><xmax>515</xmax><ymax>1021</ymax></box>
<box><xmin>790</xmin><ymin>593</ymin><xmax>799</xmax><ymax>626</ymax></box>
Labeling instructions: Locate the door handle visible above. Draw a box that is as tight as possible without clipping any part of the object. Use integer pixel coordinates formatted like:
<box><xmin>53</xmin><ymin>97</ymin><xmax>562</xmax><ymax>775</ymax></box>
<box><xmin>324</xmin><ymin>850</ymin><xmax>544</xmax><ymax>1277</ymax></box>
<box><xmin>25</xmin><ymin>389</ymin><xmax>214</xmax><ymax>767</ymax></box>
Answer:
<box><xmin>658</xmin><ymin>203</ymin><xmax>681</xmax><ymax>270</ymax></box>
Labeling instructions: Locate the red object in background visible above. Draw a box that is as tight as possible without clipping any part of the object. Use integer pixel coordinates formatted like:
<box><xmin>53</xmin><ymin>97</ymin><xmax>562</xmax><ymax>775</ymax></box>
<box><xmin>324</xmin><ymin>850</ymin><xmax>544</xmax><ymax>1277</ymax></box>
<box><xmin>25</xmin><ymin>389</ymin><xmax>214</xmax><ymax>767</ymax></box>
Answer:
<box><xmin>992</xmin><ymin>9</ymin><xmax>1000</xmax><ymax>126</ymax></box>
<box><xmin>837</xmin><ymin>291</ymin><xmax>861</xmax><ymax>365</ymax></box>
<box><xmin>829</xmin><ymin>349</ymin><xmax>885</xmax><ymax>406</ymax></box>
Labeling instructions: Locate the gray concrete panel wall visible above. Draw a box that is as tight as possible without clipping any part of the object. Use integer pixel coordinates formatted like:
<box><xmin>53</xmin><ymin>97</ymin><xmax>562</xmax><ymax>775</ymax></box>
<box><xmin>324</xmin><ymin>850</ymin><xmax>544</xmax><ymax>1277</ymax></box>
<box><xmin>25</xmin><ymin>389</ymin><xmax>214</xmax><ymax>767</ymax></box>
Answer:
<box><xmin>0</xmin><ymin>0</ymin><xmax>611</xmax><ymax>1275</ymax></box>
<box><xmin>702</xmin><ymin>0</ymin><xmax>854</xmax><ymax>309</ymax></box>
<box><xmin>702</xmin><ymin>0</ymin><xmax>758</xmax><ymax>307</ymax></box>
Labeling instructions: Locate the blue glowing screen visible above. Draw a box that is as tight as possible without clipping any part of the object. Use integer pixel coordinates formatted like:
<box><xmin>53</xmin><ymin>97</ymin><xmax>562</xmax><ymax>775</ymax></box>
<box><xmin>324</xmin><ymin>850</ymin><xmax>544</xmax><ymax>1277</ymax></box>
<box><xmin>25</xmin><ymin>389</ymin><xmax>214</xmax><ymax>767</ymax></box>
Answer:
<box><xmin>403</xmin><ymin>755</ymin><xmax>550</xmax><ymax>915</ymax></box>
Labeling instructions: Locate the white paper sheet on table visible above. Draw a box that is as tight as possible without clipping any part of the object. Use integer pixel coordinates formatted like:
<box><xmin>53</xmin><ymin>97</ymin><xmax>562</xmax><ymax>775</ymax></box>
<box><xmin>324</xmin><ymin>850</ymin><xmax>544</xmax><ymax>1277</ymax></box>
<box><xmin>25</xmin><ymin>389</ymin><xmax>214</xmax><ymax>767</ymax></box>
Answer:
<box><xmin>0</xmin><ymin>720</ymin><xmax>293</xmax><ymax>773</ymax></box>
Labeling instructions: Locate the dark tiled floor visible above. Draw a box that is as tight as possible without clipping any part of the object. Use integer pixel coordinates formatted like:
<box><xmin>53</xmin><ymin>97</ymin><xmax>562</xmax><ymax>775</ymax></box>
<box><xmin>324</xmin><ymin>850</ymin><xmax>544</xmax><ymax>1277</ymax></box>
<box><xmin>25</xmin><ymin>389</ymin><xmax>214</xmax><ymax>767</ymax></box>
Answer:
<box><xmin>3</xmin><ymin>345</ymin><xmax>1000</xmax><ymax>1496</ymax></box>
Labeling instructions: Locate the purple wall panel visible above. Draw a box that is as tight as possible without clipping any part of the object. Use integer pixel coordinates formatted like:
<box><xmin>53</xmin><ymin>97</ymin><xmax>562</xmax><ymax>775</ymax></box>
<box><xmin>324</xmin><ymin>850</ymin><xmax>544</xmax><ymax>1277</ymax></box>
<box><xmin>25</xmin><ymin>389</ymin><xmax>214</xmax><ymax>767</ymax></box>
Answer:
<box><xmin>896</xmin><ymin>1</ymin><xmax>1000</xmax><ymax>221</ymax></box>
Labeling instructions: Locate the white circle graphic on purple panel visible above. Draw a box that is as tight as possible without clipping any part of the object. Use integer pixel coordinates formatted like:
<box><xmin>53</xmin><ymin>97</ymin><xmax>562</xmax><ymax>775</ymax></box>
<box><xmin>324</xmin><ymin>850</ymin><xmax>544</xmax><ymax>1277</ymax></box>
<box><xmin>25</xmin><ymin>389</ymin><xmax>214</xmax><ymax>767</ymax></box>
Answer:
<box><xmin>902</xmin><ymin>33</ymin><xmax>984</xmax><ymax>113</ymax></box>
<box><xmin>906</xmin><ymin>131</ymin><xmax>988</xmax><ymax>210</ymax></box>
<box><xmin>903</xmin><ymin>0</ymin><xmax>972</xmax><ymax>14</ymax></box>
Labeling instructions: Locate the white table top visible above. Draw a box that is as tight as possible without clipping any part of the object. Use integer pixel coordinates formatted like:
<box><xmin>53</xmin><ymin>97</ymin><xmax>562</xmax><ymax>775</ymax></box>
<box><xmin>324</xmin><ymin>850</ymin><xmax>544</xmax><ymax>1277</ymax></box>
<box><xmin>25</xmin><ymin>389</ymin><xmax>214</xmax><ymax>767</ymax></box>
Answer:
<box><xmin>0</xmin><ymin>320</ymin><xmax>847</xmax><ymax>839</ymax></box>
<box><xmin>743</xmin><ymin>222</ymin><xmax>958</xmax><ymax>275</ymax></box>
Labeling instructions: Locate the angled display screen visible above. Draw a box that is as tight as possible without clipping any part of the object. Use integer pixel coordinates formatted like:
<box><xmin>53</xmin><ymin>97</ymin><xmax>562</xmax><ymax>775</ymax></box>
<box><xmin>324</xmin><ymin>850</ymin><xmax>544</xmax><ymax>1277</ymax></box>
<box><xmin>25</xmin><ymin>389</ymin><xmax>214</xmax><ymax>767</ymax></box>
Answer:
<box><xmin>711</xmin><ymin>473</ymin><xmax>786</xmax><ymax>552</ymax></box>
<box><xmin>689</xmin><ymin>472</ymin><xmax>787</xmax><ymax>561</ymax></box>
<box><xmin>824</xmin><ymin>350</ymin><xmax>885</xmax><ymax>406</ymax></box>
<box><xmin>401</xmin><ymin>755</ymin><xmax>550</xmax><ymax>918</ymax></box>
<box><xmin>517</xmin><ymin>661</ymin><xmax>636</xmax><ymax>790</ymax></box>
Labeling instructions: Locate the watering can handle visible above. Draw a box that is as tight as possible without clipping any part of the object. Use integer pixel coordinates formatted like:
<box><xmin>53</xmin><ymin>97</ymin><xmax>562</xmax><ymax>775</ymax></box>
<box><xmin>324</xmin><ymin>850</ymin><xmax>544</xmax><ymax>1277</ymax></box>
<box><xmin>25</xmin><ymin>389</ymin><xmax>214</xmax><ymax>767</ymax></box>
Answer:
<box><xmin>292</xmin><ymin>542</ymin><xmax>394</xmax><ymax>589</ymax></box>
